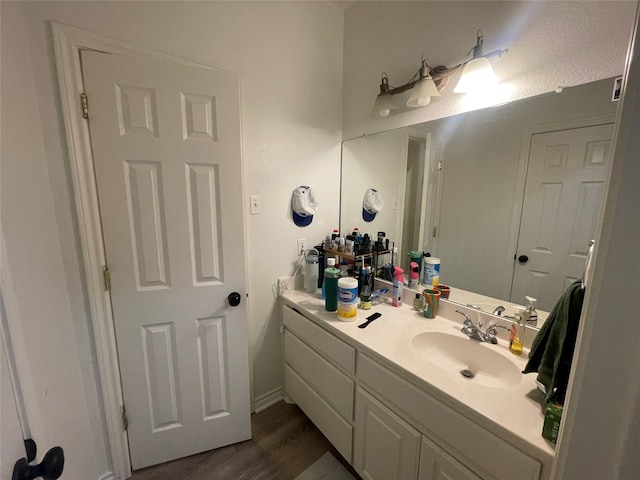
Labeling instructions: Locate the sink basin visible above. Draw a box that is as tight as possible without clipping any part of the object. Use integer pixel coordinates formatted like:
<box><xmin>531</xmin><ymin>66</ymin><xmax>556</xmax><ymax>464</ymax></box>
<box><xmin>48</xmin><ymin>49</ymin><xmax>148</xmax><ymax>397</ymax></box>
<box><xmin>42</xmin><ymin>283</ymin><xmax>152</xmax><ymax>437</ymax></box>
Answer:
<box><xmin>411</xmin><ymin>332</ymin><xmax>523</xmax><ymax>389</ymax></box>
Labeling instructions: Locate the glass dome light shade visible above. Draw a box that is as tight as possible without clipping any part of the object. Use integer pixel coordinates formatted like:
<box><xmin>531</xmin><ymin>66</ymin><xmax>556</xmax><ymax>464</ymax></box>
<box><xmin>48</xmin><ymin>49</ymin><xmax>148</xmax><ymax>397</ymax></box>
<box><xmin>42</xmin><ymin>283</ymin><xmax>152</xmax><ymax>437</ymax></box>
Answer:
<box><xmin>454</xmin><ymin>57</ymin><xmax>499</xmax><ymax>94</ymax></box>
<box><xmin>406</xmin><ymin>76</ymin><xmax>441</xmax><ymax>108</ymax></box>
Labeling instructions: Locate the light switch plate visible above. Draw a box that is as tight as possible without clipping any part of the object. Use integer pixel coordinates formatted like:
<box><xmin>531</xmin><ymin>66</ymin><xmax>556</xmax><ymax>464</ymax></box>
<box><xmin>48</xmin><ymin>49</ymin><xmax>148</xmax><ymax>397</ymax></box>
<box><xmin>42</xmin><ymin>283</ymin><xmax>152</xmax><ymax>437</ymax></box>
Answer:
<box><xmin>250</xmin><ymin>195</ymin><xmax>261</xmax><ymax>215</ymax></box>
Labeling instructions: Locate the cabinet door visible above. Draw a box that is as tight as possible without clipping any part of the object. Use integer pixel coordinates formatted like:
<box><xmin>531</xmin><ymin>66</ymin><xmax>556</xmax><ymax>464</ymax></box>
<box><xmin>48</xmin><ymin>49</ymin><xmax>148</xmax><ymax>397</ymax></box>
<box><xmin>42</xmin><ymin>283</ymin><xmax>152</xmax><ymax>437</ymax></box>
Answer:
<box><xmin>419</xmin><ymin>437</ymin><xmax>482</xmax><ymax>480</ymax></box>
<box><xmin>354</xmin><ymin>387</ymin><xmax>421</xmax><ymax>480</ymax></box>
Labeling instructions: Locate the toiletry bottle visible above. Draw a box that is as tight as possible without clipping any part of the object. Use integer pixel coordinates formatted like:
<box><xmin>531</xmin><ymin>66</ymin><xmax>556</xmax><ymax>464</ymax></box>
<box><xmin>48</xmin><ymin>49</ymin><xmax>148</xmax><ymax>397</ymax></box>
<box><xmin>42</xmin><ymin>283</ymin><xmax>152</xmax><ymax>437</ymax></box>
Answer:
<box><xmin>413</xmin><ymin>293</ymin><xmax>424</xmax><ymax>311</ymax></box>
<box><xmin>322</xmin><ymin>257</ymin><xmax>336</xmax><ymax>299</ymax></box>
<box><xmin>408</xmin><ymin>261</ymin><xmax>419</xmax><ymax>289</ymax></box>
<box><xmin>509</xmin><ymin>310</ymin><xmax>525</xmax><ymax>356</ymax></box>
<box><xmin>303</xmin><ymin>249</ymin><xmax>319</xmax><ymax>293</ymax></box>
<box><xmin>392</xmin><ymin>266</ymin><xmax>404</xmax><ymax>307</ymax></box>
<box><xmin>360</xmin><ymin>267</ymin><xmax>372</xmax><ymax>310</ymax></box>
<box><xmin>324</xmin><ymin>260</ymin><xmax>340</xmax><ymax>312</ymax></box>
<box><xmin>330</xmin><ymin>229</ymin><xmax>339</xmax><ymax>250</ymax></box>
<box><xmin>525</xmin><ymin>296</ymin><xmax>538</xmax><ymax>327</ymax></box>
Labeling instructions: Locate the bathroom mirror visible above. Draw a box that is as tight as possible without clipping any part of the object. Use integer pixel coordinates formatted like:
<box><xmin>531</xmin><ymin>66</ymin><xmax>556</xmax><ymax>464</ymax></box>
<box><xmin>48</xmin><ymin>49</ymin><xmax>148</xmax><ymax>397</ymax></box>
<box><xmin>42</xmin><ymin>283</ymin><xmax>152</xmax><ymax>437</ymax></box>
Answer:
<box><xmin>340</xmin><ymin>77</ymin><xmax>620</xmax><ymax>323</ymax></box>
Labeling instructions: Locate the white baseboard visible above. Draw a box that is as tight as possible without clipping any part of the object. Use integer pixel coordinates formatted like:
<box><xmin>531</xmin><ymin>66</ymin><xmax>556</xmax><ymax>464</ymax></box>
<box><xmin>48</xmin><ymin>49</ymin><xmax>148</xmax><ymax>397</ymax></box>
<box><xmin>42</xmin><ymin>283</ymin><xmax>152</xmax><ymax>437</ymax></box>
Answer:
<box><xmin>253</xmin><ymin>386</ymin><xmax>283</xmax><ymax>413</ymax></box>
<box><xmin>98</xmin><ymin>472</ymin><xmax>116</xmax><ymax>480</ymax></box>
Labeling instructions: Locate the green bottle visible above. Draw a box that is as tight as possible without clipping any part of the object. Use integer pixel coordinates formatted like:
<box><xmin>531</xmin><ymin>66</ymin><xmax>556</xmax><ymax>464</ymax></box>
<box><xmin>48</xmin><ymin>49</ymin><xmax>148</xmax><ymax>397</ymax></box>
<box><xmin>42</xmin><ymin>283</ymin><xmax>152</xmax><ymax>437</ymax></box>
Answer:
<box><xmin>324</xmin><ymin>259</ymin><xmax>340</xmax><ymax>312</ymax></box>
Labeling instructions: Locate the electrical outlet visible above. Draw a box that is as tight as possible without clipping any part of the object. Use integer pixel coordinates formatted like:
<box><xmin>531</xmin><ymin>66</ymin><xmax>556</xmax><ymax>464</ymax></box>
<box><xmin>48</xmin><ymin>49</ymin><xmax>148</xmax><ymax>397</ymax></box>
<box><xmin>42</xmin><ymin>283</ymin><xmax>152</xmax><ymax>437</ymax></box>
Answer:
<box><xmin>297</xmin><ymin>239</ymin><xmax>305</xmax><ymax>255</ymax></box>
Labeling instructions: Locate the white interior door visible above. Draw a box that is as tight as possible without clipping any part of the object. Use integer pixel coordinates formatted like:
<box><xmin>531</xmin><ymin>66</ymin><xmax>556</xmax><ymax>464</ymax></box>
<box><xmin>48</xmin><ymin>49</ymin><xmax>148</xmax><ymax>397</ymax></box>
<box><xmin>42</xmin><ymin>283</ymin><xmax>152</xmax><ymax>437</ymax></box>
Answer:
<box><xmin>82</xmin><ymin>50</ymin><xmax>250</xmax><ymax>469</ymax></box>
<box><xmin>1</xmin><ymin>330</ymin><xmax>26</xmax><ymax>480</ymax></box>
<box><xmin>511</xmin><ymin>124</ymin><xmax>613</xmax><ymax>310</ymax></box>
<box><xmin>422</xmin><ymin>136</ymin><xmax>442</xmax><ymax>256</ymax></box>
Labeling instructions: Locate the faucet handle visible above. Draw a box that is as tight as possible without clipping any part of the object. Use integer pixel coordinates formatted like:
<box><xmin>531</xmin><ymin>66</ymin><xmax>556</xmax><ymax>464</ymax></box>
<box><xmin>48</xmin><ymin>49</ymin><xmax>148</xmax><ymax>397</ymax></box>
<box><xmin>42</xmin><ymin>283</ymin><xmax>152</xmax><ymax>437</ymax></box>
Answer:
<box><xmin>455</xmin><ymin>310</ymin><xmax>473</xmax><ymax>326</ymax></box>
<box><xmin>486</xmin><ymin>322</ymin><xmax>510</xmax><ymax>336</ymax></box>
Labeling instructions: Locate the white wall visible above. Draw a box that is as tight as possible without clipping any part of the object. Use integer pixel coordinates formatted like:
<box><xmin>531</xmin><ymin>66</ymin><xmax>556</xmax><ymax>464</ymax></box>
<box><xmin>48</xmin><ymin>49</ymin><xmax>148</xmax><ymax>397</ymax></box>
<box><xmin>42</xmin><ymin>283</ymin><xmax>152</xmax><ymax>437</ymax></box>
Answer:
<box><xmin>1</xmin><ymin>1</ymin><xmax>343</xmax><ymax>478</ymax></box>
<box><xmin>343</xmin><ymin>1</ymin><xmax>636</xmax><ymax>138</ymax></box>
<box><xmin>554</xmin><ymin>6</ymin><xmax>640</xmax><ymax>477</ymax></box>
<box><xmin>1</xmin><ymin>5</ymin><xmax>110</xmax><ymax>477</ymax></box>
<box><xmin>340</xmin><ymin>129</ymin><xmax>406</xmax><ymax>246</ymax></box>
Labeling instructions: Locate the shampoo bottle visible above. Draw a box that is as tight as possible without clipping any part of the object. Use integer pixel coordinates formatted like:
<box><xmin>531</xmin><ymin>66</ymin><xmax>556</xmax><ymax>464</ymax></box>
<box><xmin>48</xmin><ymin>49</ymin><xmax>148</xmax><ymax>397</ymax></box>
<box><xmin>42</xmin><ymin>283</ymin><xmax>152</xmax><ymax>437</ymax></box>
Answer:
<box><xmin>392</xmin><ymin>266</ymin><xmax>404</xmax><ymax>307</ymax></box>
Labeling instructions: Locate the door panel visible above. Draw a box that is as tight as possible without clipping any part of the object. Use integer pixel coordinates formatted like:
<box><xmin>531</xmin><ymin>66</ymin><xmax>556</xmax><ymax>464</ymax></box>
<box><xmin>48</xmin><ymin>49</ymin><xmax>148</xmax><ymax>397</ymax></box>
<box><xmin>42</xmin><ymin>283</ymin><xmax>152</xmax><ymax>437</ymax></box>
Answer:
<box><xmin>82</xmin><ymin>50</ymin><xmax>250</xmax><ymax>469</ymax></box>
<box><xmin>354</xmin><ymin>387</ymin><xmax>421</xmax><ymax>480</ymax></box>
<box><xmin>418</xmin><ymin>437</ymin><xmax>482</xmax><ymax>480</ymax></box>
<box><xmin>511</xmin><ymin>124</ymin><xmax>612</xmax><ymax>310</ymax></box>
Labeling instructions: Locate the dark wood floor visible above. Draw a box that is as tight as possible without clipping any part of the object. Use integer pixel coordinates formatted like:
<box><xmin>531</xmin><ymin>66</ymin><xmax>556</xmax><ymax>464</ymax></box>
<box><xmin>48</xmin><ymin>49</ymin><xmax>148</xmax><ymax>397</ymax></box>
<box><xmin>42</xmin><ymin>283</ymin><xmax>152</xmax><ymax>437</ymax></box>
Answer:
<box><xmin>131</xmin><ymin>400</ymin><xmax>360</xmax><ymax>480</ymax></box>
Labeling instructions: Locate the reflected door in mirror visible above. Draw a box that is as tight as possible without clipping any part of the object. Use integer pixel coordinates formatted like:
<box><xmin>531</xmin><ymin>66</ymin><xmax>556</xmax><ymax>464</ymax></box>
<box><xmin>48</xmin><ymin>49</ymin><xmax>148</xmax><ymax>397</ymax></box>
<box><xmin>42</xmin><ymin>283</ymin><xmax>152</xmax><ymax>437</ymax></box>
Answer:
<box><xmin>511</xmin><ymin>123</ymin><xmax>613</xmax><ymax>311</ymax></box>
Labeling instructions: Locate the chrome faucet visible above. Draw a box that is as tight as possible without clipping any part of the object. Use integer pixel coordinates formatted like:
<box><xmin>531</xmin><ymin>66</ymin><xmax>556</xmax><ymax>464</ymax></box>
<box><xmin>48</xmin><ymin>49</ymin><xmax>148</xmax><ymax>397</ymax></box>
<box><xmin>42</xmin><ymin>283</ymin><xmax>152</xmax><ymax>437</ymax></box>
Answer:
<box><xmin>456</xmin><ymin>310</ymin><xmax>486</xmax><ymax>341</ymax></box>
<box><xmin>456</xmin><ymin>310</ymin><xmax>510</xmax><ymax>343</ymax></box>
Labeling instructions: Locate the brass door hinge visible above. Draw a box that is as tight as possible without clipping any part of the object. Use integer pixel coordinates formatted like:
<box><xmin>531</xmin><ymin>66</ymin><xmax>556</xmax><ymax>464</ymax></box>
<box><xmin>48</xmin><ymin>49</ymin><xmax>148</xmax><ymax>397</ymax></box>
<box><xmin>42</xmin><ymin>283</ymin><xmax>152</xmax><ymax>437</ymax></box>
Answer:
<box><xmin>121</xmin><ymin>405</ymin><xmax>128</xmax><ymax>431</ymax></box>
<box><xmin>80</xmin><ymin>93</ymin><xmax>89</xmax><ymax>119</ymax></box>
<box><xmin>102</xmin><ymin>265</ymin><xmax>111</xmax><ymax>292</ymax></box>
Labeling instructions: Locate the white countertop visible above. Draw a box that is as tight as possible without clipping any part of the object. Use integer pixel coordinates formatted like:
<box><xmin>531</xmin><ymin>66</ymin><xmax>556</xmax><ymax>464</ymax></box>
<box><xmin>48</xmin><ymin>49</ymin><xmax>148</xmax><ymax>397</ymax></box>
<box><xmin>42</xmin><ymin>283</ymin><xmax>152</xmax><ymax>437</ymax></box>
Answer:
<box><xmin>281</xmin><ymin>288</ymin><xmax>555</xmax><ymax>466</ymax></box>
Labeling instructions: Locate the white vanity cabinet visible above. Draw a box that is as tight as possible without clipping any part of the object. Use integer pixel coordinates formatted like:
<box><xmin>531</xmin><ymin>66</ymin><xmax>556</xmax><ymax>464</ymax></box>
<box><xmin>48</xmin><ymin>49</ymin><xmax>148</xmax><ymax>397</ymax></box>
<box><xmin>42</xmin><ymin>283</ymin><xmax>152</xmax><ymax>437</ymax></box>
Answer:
<box><xmin>419</xmin><ymin>436</ymin><xmax>482</xmax><ymax>480</ymax></box>
<box><xmin>282</xmin><ymin>305</ymin><xmax>356</xmax><ymax>461</ymax></box>
<box><xmin>353</xmin><ymin>385</ymin><xmax>484</xmax><ymax>480</ymax></box>
<box><xmin>281</xmin><ymin>299</ymin><xmax>547</xmax><ymax>480</ymax></box>
<box><xmin>353</xmin><ymin>386</ymin><xmax>421</xmax><ymax>479</ymax></box>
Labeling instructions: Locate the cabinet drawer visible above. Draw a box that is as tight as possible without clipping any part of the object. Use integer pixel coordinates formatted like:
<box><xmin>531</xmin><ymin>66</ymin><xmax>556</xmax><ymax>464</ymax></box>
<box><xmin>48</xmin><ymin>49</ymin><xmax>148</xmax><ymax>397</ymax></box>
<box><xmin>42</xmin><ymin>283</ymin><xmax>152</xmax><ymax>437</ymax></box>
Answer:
<box><xmin>283</xmin><ymin>306</ymin><xmax>355</xmax><ymax>374</ymax></box>
<box><xmin>285</xmin><ymin>365</ymin><xmax>353</xmax><ymax>462</ymax></box>
<box><xmin>284</xmin><ymin>330</ymin><xmax>354</xmax><ymax>420</ymax></box>
<box><xmin>358</xmin><ymin>353</ymin><xmax>541</xmax><ymax>480</ymax></box>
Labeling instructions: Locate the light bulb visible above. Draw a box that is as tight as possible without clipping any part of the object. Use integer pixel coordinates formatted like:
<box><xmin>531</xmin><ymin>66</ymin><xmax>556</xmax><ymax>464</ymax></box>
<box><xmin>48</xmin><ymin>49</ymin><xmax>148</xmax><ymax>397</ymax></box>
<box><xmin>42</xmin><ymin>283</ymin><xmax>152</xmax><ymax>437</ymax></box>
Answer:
<box><xmin>417</xmin><ymin>96</ymin><xmax>431</xmax><ymax>107</ymax></box>
<box><xmin>379</xmin><ymin>108</ymin><xmax>391</xmax><ymax>117</ymax></box>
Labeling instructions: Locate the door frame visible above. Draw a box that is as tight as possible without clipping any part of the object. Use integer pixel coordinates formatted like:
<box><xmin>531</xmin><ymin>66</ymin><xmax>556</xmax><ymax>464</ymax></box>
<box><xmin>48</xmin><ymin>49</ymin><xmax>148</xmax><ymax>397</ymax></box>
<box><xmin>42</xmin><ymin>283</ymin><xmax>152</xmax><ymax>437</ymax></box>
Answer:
<box><xmin>500</xmin><ymin>112</ymin><xmax>616</xmax><ymax>302</ymax></box>
<box><xmin>52</xmin><ymin>22</ymin><xmax>247</xmax><ymax>479</ymax></box>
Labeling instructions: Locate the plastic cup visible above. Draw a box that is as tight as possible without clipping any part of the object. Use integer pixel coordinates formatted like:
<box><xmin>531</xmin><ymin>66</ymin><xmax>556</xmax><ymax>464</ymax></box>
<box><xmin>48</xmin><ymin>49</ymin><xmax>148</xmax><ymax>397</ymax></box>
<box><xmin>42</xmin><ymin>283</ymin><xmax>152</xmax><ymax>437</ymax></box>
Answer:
<box><xmin>422</xmin><ymin>288</ymin><xmax>441</xmax><ymax>318</ymax></box>
<box><xmin>434</xmin><ymin>284</ymin><xmax>451</xmax><ymax>299</ymax></box>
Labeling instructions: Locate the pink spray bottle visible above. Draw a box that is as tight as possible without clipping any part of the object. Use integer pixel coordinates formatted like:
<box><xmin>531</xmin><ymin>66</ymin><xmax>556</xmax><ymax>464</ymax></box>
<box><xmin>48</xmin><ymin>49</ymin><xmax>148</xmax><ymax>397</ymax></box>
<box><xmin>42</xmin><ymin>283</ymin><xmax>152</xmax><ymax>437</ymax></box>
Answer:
<box><xmin>408</xmin><ymin>261</ymin><xmax>419</xmax><ymax>289</ymax></box>
<box><xmin>392</xmin><ymin>267</ymin><xmax>404</xmax><ymax>307</ymax></box>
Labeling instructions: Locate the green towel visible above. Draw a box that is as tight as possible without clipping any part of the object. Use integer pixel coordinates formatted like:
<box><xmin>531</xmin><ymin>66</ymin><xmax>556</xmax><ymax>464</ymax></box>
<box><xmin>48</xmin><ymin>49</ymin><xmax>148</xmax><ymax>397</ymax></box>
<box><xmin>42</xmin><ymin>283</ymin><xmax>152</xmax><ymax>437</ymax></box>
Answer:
<box><xmin>523</xmin><ymin>280</ymin><xmax>585</xmax><ymax>403</ymax></box>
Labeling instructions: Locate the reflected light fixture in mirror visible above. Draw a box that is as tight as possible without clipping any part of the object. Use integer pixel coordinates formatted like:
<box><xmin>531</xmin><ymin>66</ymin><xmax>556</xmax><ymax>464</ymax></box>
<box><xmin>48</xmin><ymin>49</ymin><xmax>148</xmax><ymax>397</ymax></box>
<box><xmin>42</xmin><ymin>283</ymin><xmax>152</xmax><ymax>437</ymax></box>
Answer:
<box><xmin>371</xmin><ymin>28</ymin><xmax>508</xmax><ymax>118</ymax></box>
<box><xmin>454</xmin><ymin>30</ymin><xmax>500</xmax><ymax>93</ymax></box>
<box><xmin>406</xmin><ymin>60</ymin><xmax>442</xmax><ymax>107</ymax></box>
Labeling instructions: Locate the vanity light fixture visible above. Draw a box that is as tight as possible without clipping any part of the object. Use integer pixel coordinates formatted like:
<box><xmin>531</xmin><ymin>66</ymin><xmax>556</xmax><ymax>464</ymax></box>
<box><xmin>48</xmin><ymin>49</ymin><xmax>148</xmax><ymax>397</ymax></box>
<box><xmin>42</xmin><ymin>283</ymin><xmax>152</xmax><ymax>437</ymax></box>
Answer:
<box><xmin>371</xmin><ymin>74</ymin><xmax>398</xmax><ymax>117</ymax></box>
<box><xmin>371</xmin><ymin>29</ymin><xmax>507</xmax><ymax>118</ymax></box>
<box><xmin>454</xmin><ymin>30</ymin><xmax>500</xmax><ymax>93</ymax></box>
